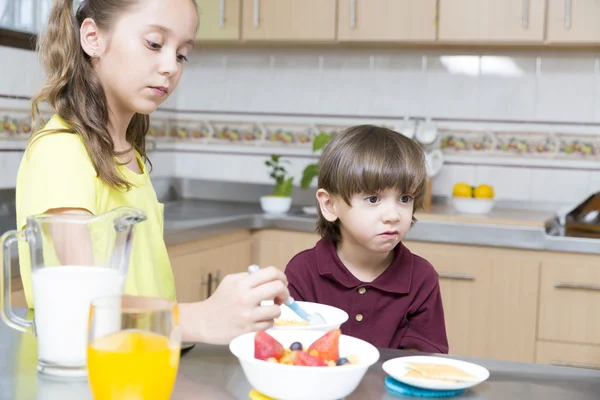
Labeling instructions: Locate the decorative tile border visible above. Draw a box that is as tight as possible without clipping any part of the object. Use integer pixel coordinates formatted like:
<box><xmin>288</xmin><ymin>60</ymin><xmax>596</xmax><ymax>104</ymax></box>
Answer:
<box><xmin>3</xmin><ymin>107</ymin><xmax>600</xmax><ymax>162</ymax></box>
<box><xmin>440</xmin><ymin>129</ymin><xmax>600</xmax><ymax>160</ymax></box>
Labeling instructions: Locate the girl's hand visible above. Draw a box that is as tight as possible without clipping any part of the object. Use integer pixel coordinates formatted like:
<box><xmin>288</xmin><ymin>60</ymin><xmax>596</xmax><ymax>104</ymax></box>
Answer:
<box><xmin>179</xmin><ymin>266</ymin><xmax>289</xmax><ymax>344</ymax></box>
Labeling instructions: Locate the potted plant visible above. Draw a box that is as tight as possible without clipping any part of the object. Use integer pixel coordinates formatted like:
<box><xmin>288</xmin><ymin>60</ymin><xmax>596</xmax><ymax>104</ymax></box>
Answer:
<box><xmin>297</xmin><ymin>132</ymin><xmax>334</xmax><ymax>214</ymax></box>
<box><xmin>260</xmin><ymin>154</ymin><xmax>294</xmax><ymax>214</ymax></box>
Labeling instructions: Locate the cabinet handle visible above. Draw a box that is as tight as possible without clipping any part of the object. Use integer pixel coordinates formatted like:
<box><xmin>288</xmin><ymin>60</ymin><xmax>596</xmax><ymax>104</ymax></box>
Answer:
<box><xmin>554</xmin><ymin>282</ymin><xmax>600</xmax><ymax>291</ymax></box>
<box><xmin>564</xmin><ymin>0</ymin><xmax>571</xmax><ymax>29</ymax></box>
<box><xmin>550</xmin><ymin>361</ymin><xmax>600</xmax><ymax>371</ymax></box>
<box><xmin>219</xmin><ymin>0</ymin><xmax>225</xmax><ymax>28</ymax></box>
<box><xmin>207</xmin><ymin>272</ymin><xmax>213</xmax><ymax>298</ymax></box>
<box><xmin>253</xmin><ymin>0</ymin><xmax>259</xmax><ymax>28</ymax></box>
<box><xmin>521</xmin><ymin>0</ymin><xmax>529</xmax><ymax>28</ymax></box>
<box><xmin>350</xmin><ymin>0</ymin><xmax>356</xmax><ymax>29</ymax></box>
<box><xmin>438</xmin><ymin>273</ymin><xmax>475</xmax><ymax>281</ymax></box>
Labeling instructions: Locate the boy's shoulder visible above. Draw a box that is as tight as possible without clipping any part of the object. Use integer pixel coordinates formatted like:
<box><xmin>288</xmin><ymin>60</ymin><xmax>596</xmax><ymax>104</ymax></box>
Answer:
<box><xmin>286</xmin><ymin>241</ymin><xmax>321</xmax><ymax>272</ymax></box>
<box><xmin>400</xmin><ymin>244</ymin><xmax>440</xmax><ymax>286</ymax></box>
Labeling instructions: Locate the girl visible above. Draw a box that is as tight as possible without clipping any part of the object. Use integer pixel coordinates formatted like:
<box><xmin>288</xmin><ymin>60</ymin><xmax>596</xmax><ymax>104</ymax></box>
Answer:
<box><xmin>16</xmin><ymin>0</ymin><xmax>289</xmax><ymax>344</ymax></box>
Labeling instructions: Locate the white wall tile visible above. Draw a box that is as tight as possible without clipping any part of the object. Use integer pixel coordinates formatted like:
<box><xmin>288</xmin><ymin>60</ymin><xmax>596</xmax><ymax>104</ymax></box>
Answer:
<box><xmin>319</xmin><ymin>51</ymin><xmax>375</xmax><ymax>115</ymax></box>
<box><xmin>268</xmin><ymin>52</ymin><xmax>322</xmax><ymax>114</ymax></box>
<box><xmin>530</xmin><ymin>169</ymin><xmax>591</xmax><ymax>204</ymax></box>
<box><xmin>0</xmin><ymin>152</ymin><xmax>22</xmax><ymax>188</ymax></box>
<box><xmin>588</xmin><ymin>171</ymin><xmax>600</xmax><ymax>195</ymax></box>
<box><xmin>431</xmin><ymin>164</ymin><xmax>476</xmax><ymax>197</ymax></box>
<box><xmin>372</xmin><ymin>52</ymin><xmax>425</xmax><ymax>117</ymax></box>
<box><xmin>473</xmin><ymin>166</ymin><xmax>532</xmax><ymax>202</ymax></box>
<box><xmin>535</xmin><ymin>56</ymin><xmax>597</xmax><ymax>123</ymax></box>
<box><xmin>148</xmin><ymin>151</ymin><xmax>175</xmax><ymax>177</ymax></box>
<box><xmin>424</xmin><ymin>55</ymin><xmax>480</xmax><ymax>119</ymax></box>
<box><xmin>477</xmin><ymin>56</ymin><xmax>537</xmax><ymax>120</ymax></box>
<box><xmin>594</xmin><ymin>58</ymin><xmax>600</xmax><ymax>123</ymax></box>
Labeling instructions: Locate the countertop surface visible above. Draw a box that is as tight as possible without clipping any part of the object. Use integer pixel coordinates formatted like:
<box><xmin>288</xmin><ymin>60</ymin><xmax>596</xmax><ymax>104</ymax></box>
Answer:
<box><xmin>1</xmin><ymin>309</ymin><xmax>600</xmax><ymax>400</ymax></box>
<box><xmin>3</xmin><ymin>198</ymin><xmax>598</xmax><ymax>281</ymax></box>
<box><xmin>160</xmin><ymin>199</ymin><xmax>599</xmax><ymax>255</ymax></box>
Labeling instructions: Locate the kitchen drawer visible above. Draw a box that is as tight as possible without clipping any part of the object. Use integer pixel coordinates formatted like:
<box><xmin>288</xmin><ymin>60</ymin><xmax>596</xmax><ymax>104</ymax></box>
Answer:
<box><xmin>539</xmin><ymin>259</ymin><xmax>600</xmax><ymax>345</ymax></box>
<box><xmin>536</xmin><ymin>341</ymin><xmax>600</xmax><ymax>371</ymax></box>
<box><xmin>12</xmin><ymin>289</ymin><xmax>27</xmax><ymax>308</ymax></box>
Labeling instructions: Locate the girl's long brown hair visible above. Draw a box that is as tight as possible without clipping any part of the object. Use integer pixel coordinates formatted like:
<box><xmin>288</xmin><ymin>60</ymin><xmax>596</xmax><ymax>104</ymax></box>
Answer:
<box><xmin>31</xmin><ymin>0</ymin><xmax>149</xmax><ymax>191</ymax></box>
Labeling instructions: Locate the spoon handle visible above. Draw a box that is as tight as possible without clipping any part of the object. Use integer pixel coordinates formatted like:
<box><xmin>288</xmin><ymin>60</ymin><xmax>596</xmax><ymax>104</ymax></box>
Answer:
<box><xmin>247</xmin><ymin>264</ymin><xmax>310</xmax><ymax>321</ymax></box>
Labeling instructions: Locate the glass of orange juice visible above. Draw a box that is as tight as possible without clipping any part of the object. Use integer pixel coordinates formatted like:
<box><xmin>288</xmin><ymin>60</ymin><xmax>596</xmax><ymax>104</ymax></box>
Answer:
<box><xmin>87</xmin><ymin>295</ymin><xmax>181</xmax><ymax>400</ymax></box>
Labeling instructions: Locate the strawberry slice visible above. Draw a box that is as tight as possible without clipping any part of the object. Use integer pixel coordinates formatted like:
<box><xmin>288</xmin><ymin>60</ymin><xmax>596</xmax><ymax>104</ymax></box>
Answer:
<box><xmin>254</xmin><ymin>331</ymin><xmax>284</xmax><ymax>361</ymax></box>
<box><xmin>307</xmin><ymin>329</ymin><xmax>340</xmax><ymax>362</ymax></box>
<box><xmin>293</xmin><ymin>350</ymin><xmax>327</xmax><ymax>367</ymax></box>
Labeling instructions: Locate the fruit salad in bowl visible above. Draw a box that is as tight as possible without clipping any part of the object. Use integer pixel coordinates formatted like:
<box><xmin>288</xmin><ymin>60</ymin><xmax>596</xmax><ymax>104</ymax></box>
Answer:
<box><xmin>229</xmin><ymin>329</ymin><xmax>379</xmax><ymax>400</ymax></box>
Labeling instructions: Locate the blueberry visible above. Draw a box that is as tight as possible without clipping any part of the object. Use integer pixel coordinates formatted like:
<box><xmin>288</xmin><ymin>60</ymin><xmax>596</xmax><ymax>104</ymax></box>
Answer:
<box><xmin>290</xmin><ymin>342</ymin><xmax>303</xmax><ymax>351</ymax></box>
<box><xmin>336</xmin><ymin>357</ymin><xmax>350</xmax><ymax>366</ymax></box>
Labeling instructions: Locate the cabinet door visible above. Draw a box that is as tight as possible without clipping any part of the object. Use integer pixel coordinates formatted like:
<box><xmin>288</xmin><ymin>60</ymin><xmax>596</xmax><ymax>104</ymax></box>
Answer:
<box><xmin>536</xmin><ymin>341</ymin><xmax>600</xmax><ymax>370</ymax></box>
<box><xmin>406</xmin><ymin>242</ymin><xmax>492</xmax><ymax>358</ymax></box>
<box><xmin>337</xmin><ymin>0</ymin><xmax>437</xmax><ymax>42</ymax></box>
<box><xmin>201</xmin><ymin>239</ymin><xmax>252</xmax><ymax>295</ymax></box>
<box><xmin>438</xmin><ymin>0</ymin><xmax>546</xmax><ymax>43</ymax></box>
<box><xmin>546</xmin><ymin>0</ymin><xmax>600</xmax><ymax>44</ymax></box>
<box><xmin>11</xmin><ymin>288</ymin><xmax>27</xmax><ymax>308</ymax></box>
<box><xmin>196</xmin><ymin>0</ymin><xmax>241</xmax><ymax>41</ymax></box>
<box><xmin>539</xmin><ymin>256</ymin><xmax>600</xmax><ymax>345</ymax></box>
<box><xmin>241</xmin><ymin>0</ymin><xmax>337</xmax><ymax>42</ymax></box>
<box><xmin>404</xmin><ymin>242</ymin><xmax>539</xmax><ymax>362</ymax></box>
<box><xmin>169</xmin><ymin>230</ymin><xmax>252</xmax><ymax>302</ymax></box>
<box><xmin>171</xmin><ymin>251</ymin><xmax>211</xmax><ymax>302</ymax></box>
<box><xmin>252</xmin><ymin>230</ymin><xmax>320</xmax><ymax>271</ymax></box>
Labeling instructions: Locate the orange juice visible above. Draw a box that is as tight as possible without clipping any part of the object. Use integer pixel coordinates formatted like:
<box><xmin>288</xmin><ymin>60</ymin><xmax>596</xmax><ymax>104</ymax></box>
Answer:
<box><xmin>87</xmin><ymin>329</ymin><xmax>179</xmax><ymax>400</ymax></box>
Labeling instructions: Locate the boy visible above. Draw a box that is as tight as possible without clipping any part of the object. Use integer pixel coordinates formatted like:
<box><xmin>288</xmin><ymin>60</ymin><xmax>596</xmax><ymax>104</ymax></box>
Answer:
<box><xmin>285</xmin><ymin>125</ymin><xmax>449</xmax><ymax>352</ymax></box>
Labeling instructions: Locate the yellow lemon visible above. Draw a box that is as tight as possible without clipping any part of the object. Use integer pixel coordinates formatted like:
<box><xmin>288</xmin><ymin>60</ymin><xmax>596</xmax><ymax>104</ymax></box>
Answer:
<box><xmin>474</xmin><ymin>184</ymin><xmax>494</xmax><ymax>199</ymax></box>
<box><xmin>452</xmin><ymin>182</ymin><xmax>473</xmax><ymax>198</ymax></box>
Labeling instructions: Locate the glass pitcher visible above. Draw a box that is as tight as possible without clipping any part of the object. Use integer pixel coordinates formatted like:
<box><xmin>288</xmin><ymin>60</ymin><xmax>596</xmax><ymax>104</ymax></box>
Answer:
<box><xmin>0</xmin><ymin>207</ymin><xmax>146</xmax><ymax>379</ymax></box>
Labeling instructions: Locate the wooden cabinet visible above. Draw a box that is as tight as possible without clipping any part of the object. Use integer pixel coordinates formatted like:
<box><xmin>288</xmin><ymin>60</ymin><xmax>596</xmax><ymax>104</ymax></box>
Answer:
<box><xmin>536</xmin><ymin>341</ymin><xmax>600</xmax><ymax>370</ymax></box>
<box><xmin>538</xmin><ymin>255</ymin><xmax>600</xmax><ymax>346</ymax></box>
<box><xmin>337</xmin><ymin>0</ymin><xmax>437</xmax><ymax>42</ymax></box>
<box><xmin>546</xmin><ymin>0</ymin><xmax>600</xmax><ymax>44</ymax></box>
<box><xmin>241</xmin><ymin>0</ymin><xmax>337</xmax><ymax>42</ymax></box>
<box><xmin>12</xmin><ymin>289</ymin><xmax>27</xmax><ymax>308</ymax></box>
<box><xmin>251</xmin><ymin>230</ymin><xmax>320</xmax><ymax>271</ymax></box>
<box><xmin>168</xmin><ymin>230</ymin><xmax>252</xmax><ymax>303</ymax></box>
<box><xmin>404</xmin><ymin>241</ymin><xmax>540</xmax><ymax>363</ymax></box>
<box><xmin>438</xmin><ymin>0</ymin><xmax>546</xmax><ymax>43</ymax></box>
<box><xmin>10</xmin><ymin>277</ymin><xmax>27</xmax><ymax>308</ymax></box>
<box><xmin>196</xmin><ymin>0</ymin><xmax>241</xmax><ymax>41</ymax></box>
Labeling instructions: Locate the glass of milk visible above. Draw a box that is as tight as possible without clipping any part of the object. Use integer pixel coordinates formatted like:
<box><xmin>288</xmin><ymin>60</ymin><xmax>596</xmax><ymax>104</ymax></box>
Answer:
<box><xmin>0</xmin><ymin>207</ymin><xmax>147</xmax><ymax>379</ymax></box>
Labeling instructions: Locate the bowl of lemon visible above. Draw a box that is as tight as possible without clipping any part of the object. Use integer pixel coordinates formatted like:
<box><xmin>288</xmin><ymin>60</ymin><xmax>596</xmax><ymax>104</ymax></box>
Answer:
<box><xmin>452</xmin><ymin>183</ymin><xmax>495</xmax><ymax>214</ymax></box>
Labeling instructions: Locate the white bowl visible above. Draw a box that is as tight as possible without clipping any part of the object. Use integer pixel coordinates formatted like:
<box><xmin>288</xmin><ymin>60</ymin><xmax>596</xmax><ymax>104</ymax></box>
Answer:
<box><xmin>452</xmin><ymin>197</ymin><xmax>495</xmax><ymax>214</ymax></box>
<box><xmin>260</xmin><ymin>196</ymin><xmax>292</xmax><ymax>214</ymax></box>
<box><xmin>383</xmin><ymin>355</ymin><xmax>490</xmax><ymax>391</ymax></box>
<box><xmin>229</xmin><ymin>330</ymin><xmax>380</xmax><ymax>400</ymax></box>
<box><xmin>271</xmin><ymin>301</ymin><xmax>349</xmax><ymax>332</ymax></box>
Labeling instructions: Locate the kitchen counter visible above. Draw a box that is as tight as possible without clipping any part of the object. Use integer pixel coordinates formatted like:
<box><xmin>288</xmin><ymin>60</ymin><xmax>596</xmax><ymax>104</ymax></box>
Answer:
<box><xmin>2</xmin><ymin>309</ymin><xmax>600</xmax><ymax>400</ymax></box>
<box><xmin>3</xmin><ymin>198</ymin><xmax>598</xmax><ymax>280</ymax></box>
<box><xmin>162</xmin><ymin>199</ymin><xmax>600</xmax><ymax>255</ymax></box>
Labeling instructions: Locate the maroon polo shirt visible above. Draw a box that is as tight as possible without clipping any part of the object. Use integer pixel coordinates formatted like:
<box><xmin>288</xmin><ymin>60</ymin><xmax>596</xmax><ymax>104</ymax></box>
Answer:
<box><xmin>285</xmin><ymin>239</ymin><xmax>449</xmax><ymax>353</ymax></box>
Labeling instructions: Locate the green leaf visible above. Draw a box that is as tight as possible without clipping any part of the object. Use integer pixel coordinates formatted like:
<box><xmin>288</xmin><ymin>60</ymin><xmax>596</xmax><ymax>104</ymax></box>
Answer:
<box><xmin>312</xmin><ymin>132</ymin><xmax>332</xmax><ymax>152</ymax></box>
<box><xmin>300</xmin><ymin>163</ymin><xmax>319</xmax><ymax>189</ymax></box>
<box><xmin>274</xmin><ymin>177</ymin><xmax>294</xmax><ymax>197</ymax></box>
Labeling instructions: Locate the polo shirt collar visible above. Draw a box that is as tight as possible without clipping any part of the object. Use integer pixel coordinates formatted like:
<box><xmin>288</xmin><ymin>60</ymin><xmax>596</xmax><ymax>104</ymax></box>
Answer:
<box><xmin>315</xmin><ymin>239</ymin><xmax>413</xmax><ymax>294</ymax></box>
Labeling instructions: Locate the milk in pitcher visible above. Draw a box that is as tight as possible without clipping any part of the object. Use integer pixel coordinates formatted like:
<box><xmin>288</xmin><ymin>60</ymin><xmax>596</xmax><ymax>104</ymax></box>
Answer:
<box><xmin>32</xmin><ymin>266</ymin><xmax>126</xmax><ymax>366</ymax></box>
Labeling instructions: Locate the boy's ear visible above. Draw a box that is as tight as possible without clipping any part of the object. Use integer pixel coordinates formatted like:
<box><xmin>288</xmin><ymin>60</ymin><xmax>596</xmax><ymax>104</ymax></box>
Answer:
<box><xmin>316</xmin><ymin>189</ymin><xmax>338</xmax><ymax>222</ymax></box>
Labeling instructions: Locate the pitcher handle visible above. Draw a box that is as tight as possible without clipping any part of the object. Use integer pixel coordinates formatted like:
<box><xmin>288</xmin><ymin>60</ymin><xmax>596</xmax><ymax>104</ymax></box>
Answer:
<box><xmin>0</xmin><ymin>230</ymin><xmax>35</xmax><ymax>335</ymax></box>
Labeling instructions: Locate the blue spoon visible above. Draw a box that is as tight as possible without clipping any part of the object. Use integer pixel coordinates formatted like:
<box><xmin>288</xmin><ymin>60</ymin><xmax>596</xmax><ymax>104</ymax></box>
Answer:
<box><xmin>248</xmin><ymin>264</ymin><xmax>326</xmax><ymax>326</ymax></box>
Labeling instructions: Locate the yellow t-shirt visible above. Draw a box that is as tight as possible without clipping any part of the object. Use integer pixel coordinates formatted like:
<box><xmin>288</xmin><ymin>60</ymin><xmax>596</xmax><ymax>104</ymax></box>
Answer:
<box><xmin>15</xmin><ymin>114</ymin><xmax>175</xmax><ymax>308</ymax></box>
